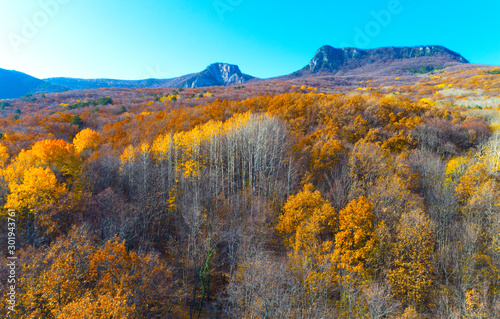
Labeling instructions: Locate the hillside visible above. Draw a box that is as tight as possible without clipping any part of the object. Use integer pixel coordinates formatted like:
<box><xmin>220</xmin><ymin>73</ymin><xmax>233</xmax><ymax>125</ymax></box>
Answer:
<box><xmin>0</xmin><ymin>68</ymin><xmax>68</xmax><ymax>99</ymax></box>
<box><xmin>2</xmin><ymin>45</ymin><xmax>472</xmax><ymax>100</ymax></box>
<box><xmin>179</xmin><ymin>63</ymin><xmax>254</xmax><ymax>88</ymax></box>
<box><xmin>44</xmin><ymin>75</ymin><xmax>194</xmax><ymax>90</ymax></box>
<box><xmin>46</xmin><ymin>63</ymin><xmax>254</xmax><ymax>91</ymax></box>
<box><xmin>298</xmin><ymin>45</ymin><xmax>468</xmax><ymax>75</ymax></box>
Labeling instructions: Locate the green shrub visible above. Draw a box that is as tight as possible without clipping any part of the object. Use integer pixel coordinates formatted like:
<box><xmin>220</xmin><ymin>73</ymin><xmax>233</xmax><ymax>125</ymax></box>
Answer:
<box><xmin>66</xmin><ymin>97</ymin><xmax>113</xmax><ymax>110</ymax></box>
<box><xmin>485</xmin><ymin>70</ymin><xmax>500</xmax><ymax>75</ymax></box>
<box><xmin>71</xmin><ymin>115</ymin><xmax>83</xmax><ymax>127</ymax></box>
<box><xmin>0</xmin><ymin>101</ymin><xmax>10</xmax><ymax>109</ymax></box>
<box><xmin>406</xmin><ymin>66</ymin><xmax>445</xmax><ymax>74</ymax></box>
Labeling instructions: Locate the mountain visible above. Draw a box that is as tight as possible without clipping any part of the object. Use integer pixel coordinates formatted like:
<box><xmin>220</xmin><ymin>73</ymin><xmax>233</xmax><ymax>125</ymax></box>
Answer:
<box><xmin>46</xmin><ymin>63</ymin><xmax>254</xmax><ymax>90</ymax></box>
<box><xmin>2</xmin><ymin>46</ymin><xmax>473</xmax><ymax>99</ymax></box>
<box><xmin>292</xmin><ymin>45</ymin><xmax>469</xmax><ymax>77</ymax></box>
<box><xmin>44</xmin><ymin>76</ymin><xmax>194</xmax><ymax>90</ymax></box>
<box><xmin>0</xmin><ymin>68</ymin><xmax>68</xmax><ymax>99</ymax></box>
<box><xmin>179</xmin><ymin>63</ymin><xmax>254</xmax><ymax>88</ymax></box>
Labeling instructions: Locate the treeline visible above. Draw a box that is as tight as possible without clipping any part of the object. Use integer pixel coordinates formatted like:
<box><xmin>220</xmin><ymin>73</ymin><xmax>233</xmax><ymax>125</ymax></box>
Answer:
<box><xmin>0</xmin><ymin>92</ymin><xmax>499</xmax><ymax>318</ymax></box>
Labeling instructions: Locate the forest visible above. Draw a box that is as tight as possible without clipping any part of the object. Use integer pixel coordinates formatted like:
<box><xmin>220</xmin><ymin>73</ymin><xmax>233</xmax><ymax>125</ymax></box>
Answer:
<box><xmin>0</xmin><ymin>67</ymin><xmax>500</xmax><ymax>318</ymax></box>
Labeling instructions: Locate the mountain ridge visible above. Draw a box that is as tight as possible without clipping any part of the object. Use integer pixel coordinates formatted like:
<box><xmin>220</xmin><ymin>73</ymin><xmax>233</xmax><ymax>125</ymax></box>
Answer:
<box><xmin>0</xmin><ymin>68</ymin><xmax>68</xmax><ymax>99</ymax></box>
<box><xmin>300</xmin><ymin>45</ymin><xmax>469</xmax><ymax>75</ymax></box>
<box><xmin>0</xmin><ymin>45</ymin><xmax>476</xmax><ymax>99</ymax></box>
<box><xmin>44</xmin><ymin>62</ymin><xmax>254</xmax><ymax>92</ymax></box>
<box><xmin>180</xmin><ymin>63</ymin><xmax>254</xmax><ymax>88</ymax></box>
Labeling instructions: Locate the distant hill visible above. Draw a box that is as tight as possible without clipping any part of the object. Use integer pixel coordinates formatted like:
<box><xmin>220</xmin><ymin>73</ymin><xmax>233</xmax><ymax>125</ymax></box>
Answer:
<box><xmin>179</xmin><ymin>63</ymin><xmax>254</xmax><ymax>88</ymax></box>
<box><xmin>46</xmin><ymin>63</ymin><xmax>254</xmax><ymax>90</ymax></box>
<box><xmin>44</xmin><ymin>76</ymin><xmax>193</xmax><ymax>90</ymax></box>
<box><xmin>0</xmin><ymin>68</ymin><xmax>68</xmax><ymax>99</ymax></box>
<box><xmin>1</xmin><ymin>46</ymin><xmax>475</xmax><ymax>99</ymax></box>
<box><xmin>286</xmin><ymin>45</ymin><xmax>469</xmax><ymax>78</ymax></box>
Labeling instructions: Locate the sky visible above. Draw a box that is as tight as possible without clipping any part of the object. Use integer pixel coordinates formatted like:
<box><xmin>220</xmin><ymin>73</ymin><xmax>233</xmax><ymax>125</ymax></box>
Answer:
<box><xmin>0</xmin><ymin>0</ymin><xmax>499</xmax><ymax>80</ymax></box>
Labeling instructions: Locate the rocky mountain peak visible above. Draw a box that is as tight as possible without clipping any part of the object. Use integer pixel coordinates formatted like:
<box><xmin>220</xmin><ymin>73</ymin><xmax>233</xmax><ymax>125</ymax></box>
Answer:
<box><xmin>181</xmin><ymin>63</ymin><xmax>253</xmax><ymax>88</ymax></box>
<box><xmin>305</xmin><ymin>45</ymin><xmax>469</xmax><ymax>74</ymax></box>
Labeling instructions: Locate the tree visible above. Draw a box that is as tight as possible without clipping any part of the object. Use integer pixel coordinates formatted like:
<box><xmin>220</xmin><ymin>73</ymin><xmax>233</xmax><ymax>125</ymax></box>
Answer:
<box><xmin>455</xmin><ymin>163</ymin><xmax>489</xmax><ymax>206</ymax></box>
<box><xmin>5</xmin><ymin>166</ymin><xmax>67</xmax><ymax>214</ymax></box>
<box><xmin>330</xmin><ymin>196</ymin><xmax>377</xmax><ymax>318</ymax></box>
<box><xmin>71</xmin><ymin>115</ymin><xmax>83</xmax><ymax>127</ymax></box>
<box><xmin>277</xmin><ymin>183</ymin><xmax>336</xmax><ymax>257</ymax></box>
<box><xmin>19</xmin><ymin>228</ymin><xmax>173</xmax><ymax>318</ymax></box>
<box><xmin>73</xmin><ymin>128</ymin><xmax>100</xmax><ymax>155</ymax></box>
<box><xmin>333</xmin><ymin>196</ymin><xmax>376</xmax><ymax>277</ymax></box>
<box><xmin>30</xmin><ymin>139</ymin><xmax>81</xmax><ymax>178</ymax></box>
<box><xmin>4</xmin><ymin>166</ymin><xmax>67</xmax><ymax>244</ymax></box>
<box><xmin>348</xmin><ymin>139</ymin><xmax>388</xmax><ymax>199</ymax></box>
<box><xmin>0</xmin><ymin>143</ymin><xmax>8</xmax><ymax>169</ymax></box>
<box><xmin>388</xmin><ymin>210</ymin><xmax>435</xmax><ymax>309</ymax></box>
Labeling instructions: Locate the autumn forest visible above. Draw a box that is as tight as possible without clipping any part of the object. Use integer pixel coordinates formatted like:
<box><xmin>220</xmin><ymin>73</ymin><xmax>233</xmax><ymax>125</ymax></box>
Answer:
<box><xmin>1</xmin><ymin>66</ymin><xmax>500</xmax><ymax>318</ymax></box>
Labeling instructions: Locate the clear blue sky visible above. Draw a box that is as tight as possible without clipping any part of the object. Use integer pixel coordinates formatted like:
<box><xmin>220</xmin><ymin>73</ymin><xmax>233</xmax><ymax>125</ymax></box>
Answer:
<box><xmin>0</xmin><ymin>0</ymin><xmax>498</xmax><ymax>80</ymax></box>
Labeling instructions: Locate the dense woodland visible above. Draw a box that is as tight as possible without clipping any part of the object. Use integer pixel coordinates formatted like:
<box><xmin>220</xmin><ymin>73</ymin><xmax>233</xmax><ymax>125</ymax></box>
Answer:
<box><xmin>1</xmin><ymin>67</ymin><xmax>500</xmax><ymax>318</ymax></box>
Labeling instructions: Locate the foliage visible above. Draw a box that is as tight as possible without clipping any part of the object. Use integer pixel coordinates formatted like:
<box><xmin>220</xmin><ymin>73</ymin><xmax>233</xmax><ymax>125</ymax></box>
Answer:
<box><xmin>71</xmin><ymin>115</ymin><xmax>83</xmax><ymax>127</ymax></box>
<box><xmin>73</xmin><ymin>128</ymin><xmax>100</xmax><ymax>155</ymax></box>
<box><xmin>484</xmin><ymin>69</ymin><xmax>500</xmax><ymax>75</ymax></box>
<box><xmin>19</xmin><ymin>228</ymin><xmax>173</xmax><ymax>318</ymax></box>
<box><xmin>333</xmin><ymin>196</ymin><xmax>376</xmax><ymax>276</ymax></box>
<box><xmin>4</xmin><ymin>166</ymin><xmax>67</xmax><ymax>214</ymax></box>
<box><xmin>0</xmin><ymin>101</ymin><xmax>10</xmax><ymax>109</ymax></box>
<box><xmin>388</xmin><ymin>210</ymin><xmax>435</xmax><ymax>309</ymax></box>
<box><xmin>277</xmin><ymin>183</ymin><xmax>336</xmax><ymax>257</ymax></box>
<box><xmin>0</xmin><ymin>70</ymin><xmax>499</xmax><ymax>317</ymax></box>
<box><xmin>406</xmin><ymin>66</ymin><xmax>445</xmax><ymax>74</ymax></box>
<box><xmin>65</xmin><ymin>97</ymin><xmax>113</xmax><ymax>110</ymax></box>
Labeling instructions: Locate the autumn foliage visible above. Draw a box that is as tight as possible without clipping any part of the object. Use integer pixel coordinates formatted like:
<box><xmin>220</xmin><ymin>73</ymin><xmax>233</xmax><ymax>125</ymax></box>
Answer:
<box><xmin>0</xmin><ymin>71</ymin><xmax>499</xmax><ymax>318</ymax></box>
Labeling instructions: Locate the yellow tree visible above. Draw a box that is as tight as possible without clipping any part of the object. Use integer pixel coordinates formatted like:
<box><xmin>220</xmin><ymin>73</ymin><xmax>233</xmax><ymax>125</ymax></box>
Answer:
<box><xmin>0</xmin><ymin>139</ymin><xmax>82</xmax><ymax>243</ymax></box>
<box><xmin>5</xmin><ymin>166</ymin><xmax>67</xmax><ymax>215</ymax></box>
<box><xmin>72</xmin><ymin>128</ymin><xmax>100</xmax><ymax>155</ymax></box>
<box><xmin>19</xmin><ymin>229</ymin><xmax>172</xmax><ymax>318</ymax></box>
<box><xmin>1</xmin><ymin>149</ymin><xmax>40</xmax><ymax>186</ymax></box>
<box><xmin>87</xmin><ymin>236</ymin><xmax>171</xmax><ymax>315</ymax></box>
<box><xmin>20</xmin><ymin>227</ymin><xmax>95</xmax><ymax>318</ymax></box>
<box><xmin>388</xmin><ymin>210</ymin><xmax>435</xmax><ymax>309</ymax></box>
<box><xmin>30</xmin><ymin>139</ymin><xmax>80</xmax><ymax>178</ymax></box>
<box><xmin>328</xmin><ymin>196</ymin><xmax>376</xmax><ymax>318</ymax></box>
<box><xmin>277</xmin><ymin>183</ymin><xmax>336</xmax><ymax>257</ymax></box>
<box><xmin>445</xmin><ymin>156</ymin><xmax>469</xmax><ymax>185</ymax></box>
<box><xmin>2</xmin><ymin>139</ymin><xmax>79</xmax><ymax>187</ymax></box>
<box><xmin>276</xmin><ymin>183</ymin><xmax>337</xmax><ymax>305</ymax></box>
<box><xmin>310</xmin><ymin>137</ymin><xmax>346</xmax><ymax>185</ymax></box>
<box><xmin>0</xmin><ymin>143</ymin><xmax>8</xmax><ymax>168</ymax></box>
<box><xmin>454</xmin><ymin>154</ymin><xmax>500</xmax><ymax>298</ymax></box>
<box><xmin>56</xmin><ymin>291</ymin><xmax>134</xmax><ymax>319</ymax></box>
<box><xmin>455</xmin><ymin>163</ymin><xmax>489</xmax><ymax>206</ymax></box>
<box><xmin>4</xmin><ymin>166</ymin><xmax>67</xmax><ymax>243</ymax></box>
<box><xmin>332</xmin><ymin>196</ymin><xmax>376</xmax><ymax>277</ymax></box>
